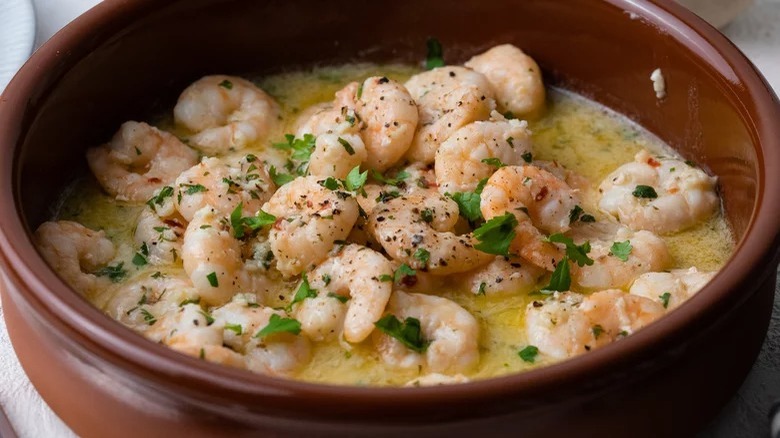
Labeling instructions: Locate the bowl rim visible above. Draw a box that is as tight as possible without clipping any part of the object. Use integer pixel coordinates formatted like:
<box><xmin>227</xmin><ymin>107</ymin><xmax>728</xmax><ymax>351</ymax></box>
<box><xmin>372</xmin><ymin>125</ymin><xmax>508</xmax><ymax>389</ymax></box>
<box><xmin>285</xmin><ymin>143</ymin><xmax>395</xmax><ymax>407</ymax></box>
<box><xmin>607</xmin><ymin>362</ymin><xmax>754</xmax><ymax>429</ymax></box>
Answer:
<box><xmin>0</xmin><ymin>0</ymin><xmax>778</xmax><ymax>413</ymax></box>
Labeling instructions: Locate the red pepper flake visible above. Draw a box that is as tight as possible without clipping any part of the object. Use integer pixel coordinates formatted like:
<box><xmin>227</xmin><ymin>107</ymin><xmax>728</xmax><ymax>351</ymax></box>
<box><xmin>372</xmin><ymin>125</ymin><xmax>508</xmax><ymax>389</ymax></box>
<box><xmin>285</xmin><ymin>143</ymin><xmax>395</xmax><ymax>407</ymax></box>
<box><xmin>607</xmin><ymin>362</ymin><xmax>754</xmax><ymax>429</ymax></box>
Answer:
<box><xmin>535</xmin><ymin>186</ymin><xmax>549</xmax><ymax>202</ymax></box>
<box><xmin>647</xmin><ymin>157</ymin><xmax>661</xmax><ymax>167</ymax></box>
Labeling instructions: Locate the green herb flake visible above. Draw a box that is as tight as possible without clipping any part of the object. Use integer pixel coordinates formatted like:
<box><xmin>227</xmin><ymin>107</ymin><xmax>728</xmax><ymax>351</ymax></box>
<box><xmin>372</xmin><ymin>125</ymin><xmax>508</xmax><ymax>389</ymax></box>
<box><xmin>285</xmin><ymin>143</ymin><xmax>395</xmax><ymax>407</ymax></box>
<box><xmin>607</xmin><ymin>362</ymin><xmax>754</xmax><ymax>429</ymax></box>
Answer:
<box><xmin>179</xmin><ymin>297</ymin><xmax>201</xmax><ymax>307</ymax></box>
<box><xmin>230</xmin><ymin>202</ymin><xmax>276</xmax><ymax>239</ymax></box>
<box><xmin>218</xmin><ymin>79</ymin><xmax>233</xmax><ymax>90</ymax></box>
<box><xmin>225</xmin><ymin>323</ymin><xmax>243</xmax><ymax>335</ymax></box>
<box><xmin>344</xmin><ymin>166</ymin><xmax>368</xmax><ymax>192</ymax></box>
<box><xmin>140</xmin><ymin>308</ymin><xmax>157</xmax><ymax>325</ymax></box>
<box><xmin>318</xmin><ymin>177</ymin><xmax>341</xmax><ymax>191</ymax></box>
<box><xmin>269</xmin><ymin>165</ymin><xmax>296</xmax><ymax>186</ymax></box>
<box><xmin>420</xmin><ymin>208</ymin><xmax>434</xmax><ymax>223</ymax></box>
<box><xmin>413</xmin><ymin>248</ymin><xmax>431</xmax><ymax>265</ymax></box>
<box><xmin>592</xmin><ymin>325</ymin><xmax>604</xmax><ymax>339</ymax></box>
<box><xmin>481</xmin><ymin>157</ymin><xmax>506</xmax><ymax>168</ymax></box>
<box><xmin>338</xmin><ymin>137</ymin><xmax>355</xmax><ymax>155</ymax></box>
<box><xmin>321</xmin><ymin>273</ymin><xmax>331</xmax><ymax>286</ymax></box>
<box><xmin>199</xmin><ymin>310</ymin><xmax>215</xmax><ymax>326</ymax></box>
<box><xmin>540</xmin><ymin>255</ymin><xmax>571</xmax><ymax>293</ymax></box>
<box><xmin>374</xmin><ymin>315</ymin><xmax>428</xmax><ymax>353</ymax></box>
<box><xmin>609</xmin><ymin>240</ymin><xmax>632</xmax><ymax>262</ymax></box>
<box><xmin>254</xmin><ymin>314</ymin><xmax>302</xmax><ymax>338</ymax></box>
<box><xmin>425</xmin><ymin>37</ymin><xmax>444</xmax><ymax>70</ymax></box>
<box><xmin>521</xmin><ymin>151</ymin><xmax>533</xmax><ymax>163</ymax></box>
<box><xmin>95</xmin><ymin>263</ymin><xmax>127</xmax><ymax>283</ymax></box>
<box><xmin>289</xmin><ymin>274</ymin><xmax>318</xmax><ymax>309</ymax></box>
<box><xmin>518</xmin><ymin>345</ymin><xmax>539</xmax><ymax>363</ymax></box>
<box><xmin>146</xmin><ymin>186</ymin><xmax>174</xmax><ymax>209</ymax></box>
<box><xmin>206</xmin><ymin>272</ymin><xmax>219</xmax><ymax>287</ymax></box>
<box><xmin>548</xmin><ymin>233</ymin><xmax>594</xmax><ymax>267</ymax></box>
<box><xmin>394</xmin><ymin>264</ymin><xmax>417</xmax><ymax>284</ymax></box>
<box><xmin>273</xmin><ymin>133</ymin><xmax>317</xmax><ymax>164</ymax></box>
<box><xmin>378</xmin><ymin>274</ymin><xmax>393</xmax><ymax>282</ymax></box>
<box><xmin>477</xmin><ymin>282</ymin><xmax>487</xmax><ymax>296</ymax></box>
<box><xmin>580</xmin><ymin>214</ymin><xmax>596</xmax><ymax>223</ymax></box>
<box><xmin>450</xmin><ymin>191</ymin><xmax>483</xmax><ymax>223</ymax></box>
<box><xmin>632</xmin><ymin>185</ymin><xmax>658</xmax><ymax>199</ymax></box>
<box><xmin>660</xmin><ymin>292</ymin><xmax>672</xmax><ymax>309</ymax></box>
<box><xmin>328</xmin><ymin>292</ymin><xmax>349</xmax><ymax>303</ymax></box>
<box><xmin>356</xmin><ymin>82</ymin><xmax>364</xmax><ymax>99</ymax></box>
<box><xmin>182</xmin><ymin>183</ymin><xmax>208</xmax><ymax>195</ymax></box>
<box><xmin>473</xmin><ymin>213</ymin><xmax>518</xmax><ymax>256</ymax></box>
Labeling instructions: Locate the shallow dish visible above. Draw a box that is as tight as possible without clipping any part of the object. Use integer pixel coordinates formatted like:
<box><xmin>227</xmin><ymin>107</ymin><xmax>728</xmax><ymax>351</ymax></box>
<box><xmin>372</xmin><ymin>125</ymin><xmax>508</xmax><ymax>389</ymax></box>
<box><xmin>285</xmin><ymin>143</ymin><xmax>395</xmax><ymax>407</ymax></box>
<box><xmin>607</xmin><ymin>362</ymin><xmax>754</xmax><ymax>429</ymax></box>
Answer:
<box><xmin>0</xmin><ymin>0</ymin><xmax>779</xmax><ymax>436</ymax></box>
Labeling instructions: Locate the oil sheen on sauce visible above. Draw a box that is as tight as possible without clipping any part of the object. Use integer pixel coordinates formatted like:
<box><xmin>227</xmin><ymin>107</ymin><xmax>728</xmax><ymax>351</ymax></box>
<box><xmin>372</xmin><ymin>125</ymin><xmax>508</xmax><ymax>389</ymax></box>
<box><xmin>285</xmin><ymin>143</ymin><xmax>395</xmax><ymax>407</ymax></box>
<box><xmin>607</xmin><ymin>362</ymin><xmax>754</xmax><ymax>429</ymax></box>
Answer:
<box><xmin>54</xmin><ymin>64</ymin><xmax>733</xmax><ymax>386</ymax></box>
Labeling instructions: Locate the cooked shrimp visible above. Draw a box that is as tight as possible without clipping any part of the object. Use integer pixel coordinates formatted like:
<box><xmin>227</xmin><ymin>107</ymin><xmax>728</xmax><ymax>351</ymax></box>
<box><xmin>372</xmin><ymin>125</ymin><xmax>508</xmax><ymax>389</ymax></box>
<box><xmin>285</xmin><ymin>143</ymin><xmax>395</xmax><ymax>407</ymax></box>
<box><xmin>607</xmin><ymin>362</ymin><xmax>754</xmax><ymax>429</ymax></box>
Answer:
<box><xmin>295</xmin><ymin>83</ymin><xmax>360</xmax><ymax>137</ymax></box>
<box><xmin>133</xmin><ymin>207</ymin><xmax>186</xmax><ymax>265</ymax></box>
<box><xmin>629</xmin><ymin>267</ymin><xmax>715</xmax><ymax>309</ymax></box>
<box><xmin>175</xmin><ymin>154</ymin><xmax>275</xmax><ymax>222</ymax></box>
<box><xmin>526</xmin><ymin>290</ymin><xmax>664</xmax><ymax>359</ymax></box>
<box><xmin>465</xmin><ymin>44</ymin><xmax>546</xmax><ymax>120</ymax></box>
<box><xmin>355</xmin><ymin>76</ymin><xmax>419</xmax><ymax>171</ymax></box>
<box><xmin>374</xmin><ymin>291</ymin><xmax>480</xmax><ymax>373</ymax></box>
<box><xmin>35</xmin><ymin>221</ymin><xmax>116</xmax><ymax>295</ymax></box>
<box><xmin>104</xmin><ymin>273</ymin><xmax>200</xmax><ymax>336</ymax></box>
<box><xmin>598</xmin><ymin>150</ymin><xmax>719</xmax><ymax>234</ymax></box>
<box><xmin>404</xmin><ymin>66</ymin><xmax>496</xmax><ymax>164</ymax></box>
<box><xmin>457</xmin><ymin>256</ymin><xmax>545</xmax><ymax>296</ymax></box>
<box><xmin>435</xmin><ymin>115</ymin><xmax>534</xmax><ymax>194</ymax></box>
<box><xmin>181</xmin><ymin>207</ymin><xmax>270</xmax><ymax>305</ymax></box>
<box><xmin>368</xmin><ymin>192</ymin><xmax>492</xmax><ymax>275</ymax></box>
<box><xmin>308</xmin><ymin>132</ymin><xmax>367</xmax><ymax>179</ymax></box>
<box><xmin>569</xmin><ymin>226</ymin><xmax>672</xmax><ymax>290</ymax></box>
<box><xmin>212</xmin><ymin>294</ymin><xmax>311</xmax><ymax>376</ymax></box>
<box><xmin>404</xmin><ymin>373</ymin><xmax>470</xmax><ymax>387</ymax></box>
<box><xmin>295</xmin><ymin>244</ymin><xmax>394</xmax><ymax>343</ymax></box>
<box><xmin>174</xmin><ymin>75</ymin><xmax>281</xmax><ymax>154</ymax></box>
<box><xmin>480</xmin><ymin>165</ymin><xmax>579</xmax><ymax>270</ymax></box>
<box><xmin>262</xmin><ymin>176</ymin><xmax>359</xmax><ymax>277</ymax></box>
<box><xmin>86</xmin><ymin>121</ymin><xmax>198</xmax><ymax>202</ymax></box>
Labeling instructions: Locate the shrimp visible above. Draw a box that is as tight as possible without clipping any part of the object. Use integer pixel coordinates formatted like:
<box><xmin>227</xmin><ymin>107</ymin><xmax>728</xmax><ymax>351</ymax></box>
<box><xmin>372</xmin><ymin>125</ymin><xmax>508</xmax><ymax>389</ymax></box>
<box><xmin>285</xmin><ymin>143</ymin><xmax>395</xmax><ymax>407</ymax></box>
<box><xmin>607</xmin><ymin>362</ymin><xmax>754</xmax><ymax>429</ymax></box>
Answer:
<box><xmin>133</xmin><ymin>207</ymin><xmax>186</xmax><ymax>265</ymax></box>
<box><xmin>367</xmin><ymin>191</ymin><xmax>492</xmax><ymax>275</ymax></box>
<box><xmin>173</xmin><ymin>75</ymin><xmax>281</xmax><ymax>154</ymax></box>
<box><xmin>465</xmin><ymin>44</ymin><xmax>546</xmax><ymax>120</ymax></box>
<box><xmin>308</xmin><ymin>133</ymin><xmax>367</xmax><ymax>179</ymax></box>
<box><xmin>175</xmin><ymin>154</ymin><xmax>275</xmax><ymax>222</ymax></box>
<box><xmin>86</xmin><ymin>121</ymin><xmax>199</xmax><ymax>202</ymax></box>
<box><xmin>525</xmin><ymin>290</ymin><xmax>665</xmax><ymax>359</ymax></box>
<box><xmin>212</xmin><ymin>294</ymin><xmax>311</xmax><ymax>376</ymax></box>
<box><xmin>569</xmin><ymin>226</ymin><xmax>672</xmax><ymax>290</ymax></box>
<box><xmin>404</xmin><ymin>66</ymin><xmax>497</xmax><ymax>164</ymax></box>
<box><xmin>35</xmin><ymin>221</ymin><xmax>116</xmax><ymax>295</ymax></box>
<box><xmin>354</xmin><ymin>76</ymin><xmax>419</xmax><ymax>171</ymax></box>
<box><xmin>404</xmin><ymin>373</ymin><xmax>470</xmax><ymax>387</ymax></box>
<box><xmin>181</xmin><ymin>207</ymin><xmax>270</xmax><ymax>305</ymax></box>
<box><xmin>295</xmin><ymin>83</ymin><xmax>360</xmax><ymax>137</ymax></box>
<box><xmin>435</xmin><ymin>115</ymin><xmax>534</xmax><ymax>194</ymax></box>
<box><xmin>373</xmin><ymin>291</ymin><xmax>480</xmax><ymax>373</ymax></box>
<box><xmin>457</xmin><ymin>256</ymin><xmax>545</xmax><ymax>296</ymax></box>
<box><xmin>262</xmin><ymin>176</ymin><xmax>359</xmax><ymax>277</ymax></box>
<box><xmin>295</xmin><ymin>244</ymin><xmax>394</xmax><ymax>343</ymax></box>
<box><xmin>629</xmin><ymin>267</ymin><xmax>715</xmax><ymax>309</ymax></box>
<box><xmin>598</xmin><ymin>150</ymin><xmax>719</xmax><ymax>234</ymax></box>
<box><xmin>103</xmin><ymin>273</ymin><xmax>200</xmax><ymax>337</ymax></box>
<box><xmin>480</xmin><ymin>165</ymin><xmax>580</xmax><ymax>270</ymax></box>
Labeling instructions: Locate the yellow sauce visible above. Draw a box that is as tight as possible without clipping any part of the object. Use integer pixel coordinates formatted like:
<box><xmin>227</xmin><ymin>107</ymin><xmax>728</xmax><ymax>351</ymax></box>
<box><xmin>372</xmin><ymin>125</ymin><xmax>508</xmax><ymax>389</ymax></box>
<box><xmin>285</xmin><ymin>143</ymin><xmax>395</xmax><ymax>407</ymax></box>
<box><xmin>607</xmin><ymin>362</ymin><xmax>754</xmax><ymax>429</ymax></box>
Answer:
<box><xmin>55</xmin><ymin>63</ymin><xmax>734</xmax><ymax>386</ymax></box>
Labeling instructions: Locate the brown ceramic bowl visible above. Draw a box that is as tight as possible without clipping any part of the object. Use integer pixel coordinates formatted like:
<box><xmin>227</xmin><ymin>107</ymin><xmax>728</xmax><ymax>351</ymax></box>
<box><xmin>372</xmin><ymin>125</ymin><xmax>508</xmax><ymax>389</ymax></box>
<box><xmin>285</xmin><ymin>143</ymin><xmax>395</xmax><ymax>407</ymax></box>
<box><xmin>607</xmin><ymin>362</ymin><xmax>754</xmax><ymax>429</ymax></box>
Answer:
<box><xmin>0</xmin><ymin>0</ymin><xmax>778</xmax><ymax>436</ymax></box>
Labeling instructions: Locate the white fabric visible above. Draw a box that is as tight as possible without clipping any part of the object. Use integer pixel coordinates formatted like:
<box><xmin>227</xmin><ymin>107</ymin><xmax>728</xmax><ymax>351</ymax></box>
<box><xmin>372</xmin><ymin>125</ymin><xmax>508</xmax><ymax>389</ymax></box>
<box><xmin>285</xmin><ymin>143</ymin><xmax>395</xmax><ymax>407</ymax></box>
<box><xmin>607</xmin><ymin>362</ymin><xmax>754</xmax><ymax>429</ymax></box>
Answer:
<box><xmin>0</xmin><ymin>0</ymin><xmax>779</xmax><ymax>436</ymax></box>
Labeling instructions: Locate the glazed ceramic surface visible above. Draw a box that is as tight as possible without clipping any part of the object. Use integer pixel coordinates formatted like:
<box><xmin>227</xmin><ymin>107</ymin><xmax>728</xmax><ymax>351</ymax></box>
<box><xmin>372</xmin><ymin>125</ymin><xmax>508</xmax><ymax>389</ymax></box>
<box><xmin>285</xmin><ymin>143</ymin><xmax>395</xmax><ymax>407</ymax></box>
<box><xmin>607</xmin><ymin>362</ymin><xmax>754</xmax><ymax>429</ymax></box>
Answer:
<box><xmin>0</xmin><ymin>0</ymin><xmax>778</xmax><ymax>437</ymax></box>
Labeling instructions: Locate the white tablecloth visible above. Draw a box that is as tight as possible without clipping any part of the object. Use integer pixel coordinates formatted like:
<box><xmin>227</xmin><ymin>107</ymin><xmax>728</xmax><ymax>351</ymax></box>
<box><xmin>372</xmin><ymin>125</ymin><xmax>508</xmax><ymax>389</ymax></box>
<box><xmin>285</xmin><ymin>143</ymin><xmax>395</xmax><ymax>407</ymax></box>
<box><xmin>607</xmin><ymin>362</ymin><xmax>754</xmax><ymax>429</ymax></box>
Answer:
<box><xmin>1</xmin><ymin>0</ymin><xmax>779</xmax><ymax>436</ymax></box>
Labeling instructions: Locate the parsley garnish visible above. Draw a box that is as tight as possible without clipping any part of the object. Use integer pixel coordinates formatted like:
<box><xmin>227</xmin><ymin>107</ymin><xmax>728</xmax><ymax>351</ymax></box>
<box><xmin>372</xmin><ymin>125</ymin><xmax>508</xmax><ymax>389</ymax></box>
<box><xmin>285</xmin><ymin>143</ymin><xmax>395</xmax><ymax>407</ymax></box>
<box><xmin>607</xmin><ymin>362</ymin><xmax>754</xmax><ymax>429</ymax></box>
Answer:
<box><xmin>592</xmin><ymin>325</ymin><xmax>604</xmax><ymax>339</ymax></box>
<box><xmin>344</xmin><ymin>166</ymin><xmax>368</xmax><ymax>192</ymax></box>
<box><xmin>218</xmin><ymin>79</ymin><xmax>233</xmax><ymax>90</ymax></box>
<box><xmin>181</xmin><ymin>183</ymin><xmax>208</xmax><ymax>195</ymax></box>
<box><xmin>269</xmin><ymin>165</ymin><xmax>296</xmax><ymax>186</ymax></box>
<box><xmin>230</xmin><ymin>202</ymin><xmax>276</xmax><ymax>239</ymax></box>
<box><xmin>95</xmin><ymin>263</ymin><xmax>127</xmax><ymax>283</ymax></box>
<box><xmin>477</xmin><ymin>282</ymin><xmax>487</xmax><ymax>296</ymax></box>
<box><xmin>521</xmin><ymin>151</ymin><xmax>533</xmax><ymax>163</ymax></box>
<box><xmin>420</xmin><ymin>208</ymin><xmax>434</xmax><ymax>223</ymax></box>
<box><xmin>660</xmin><ymin>292</ymin><xmax>671</xmax><ymax>309</ymax></box>
<box><xmin>547</xmin><ymin>233</ymin><xmax>594</xmax><ymax>267</ymax></box>
<box><xmin>338</xmin><ymin>137</ymin><xmax>355</xmax><ymax>155</ymax></box>
<box><xmin>413</xmin><ymin>248</ymin><xmax>430</xmax><ymax>265</ymax></box>
<box><xmin>378</xmin><ymin>274</ymin><xmax>393</xmax><ymax>282</ymax></box>
<box><xmin>328</xmin><ymin>292</ymin><xmax>349</xmax><ymax>303</ymax></box>
<box><xmin>289</xmin><ymin>274</ymin><xmax>318</xmax><ymax>310</ymax></box>
<box><xmin>473</xmin><ymin>213</ymin><xmax>518</xmax><ymax>256</ymax></box>
<box><xmin>132</xmin><ymin>242</ymin><xmax>149</xmax><ymax>267</ymax></box>
<box><xmin>206</xmin><ymin>272</ymin><xmax>219</xmax><ymax>287</ymax></box>
<box><xmin>394</xmin><ymin>264</ymin><xmax>417</xmax><ymax>284</ymax></box>
<box><xmin>254</xmin><ymin>314</ymin><xmax>302</xmax><ymax>338</ymax></box>
<box><xmin>146</xmin><ymin>186</ymin><xmax>174</xmax><ymax>209</ymax></box>
<box><xmin>425</xmin><ymin>37</ymin><xmax>444</xmax><ymax>70</ymax></box>
<box><xmin>609</xmin><ymin>241</ymin><xmax>632</xmax><ymax>262</ymax></box>
<box><xmin>318</xmin><ymin>177</ymin><xmax>341</xmax><ymax>191</ymax></box>
<box><xmin>449</xmin><ymin>178</ymin><xmax>488</xmax><ymax>223</ymax></box>
<box><xmin>374</xmin><ymin>315</ymin><xmax>429</xmax><ymax>353</ymax></box>
<box><xmin>518</xmin><ymin>345</ymin><xmax>539</xmax><ymax>363</ymax></box>
<box><xmin>540</xmin><ymin>255</ymin><xmax>571</xmax><ymax>292</ymax></box>
<box><xmin>371</xmin><ymin>169</ymin><xmax>410</xmax><ymax>187</ymax></box>
<box><xmin>481</xmin><ymin>157</ymin><xmax>506</xmax><ymax>168</ymax></box>
<box><xmin>199</xmin><ymin>310</ymin><xmax>215</xmax><ymax>325</ymax></box>
<box><xmin>632</xmin><ymin>185</ymin><xmax>658</xmax><ymax>199</ymax></box>
<box><xmin>273</xmin><ymin>133</ymin><xmax>316</xmax><ymax>164</ymax></box>
<box><xmin>140</xmin><ymin>308</ymin><xmax>157</xmax><ymax>325</ymax></box>
<box><xmin>224</xmin><ymin>323</ymin><xmax>243</xmax><ymax>335</ymax></box>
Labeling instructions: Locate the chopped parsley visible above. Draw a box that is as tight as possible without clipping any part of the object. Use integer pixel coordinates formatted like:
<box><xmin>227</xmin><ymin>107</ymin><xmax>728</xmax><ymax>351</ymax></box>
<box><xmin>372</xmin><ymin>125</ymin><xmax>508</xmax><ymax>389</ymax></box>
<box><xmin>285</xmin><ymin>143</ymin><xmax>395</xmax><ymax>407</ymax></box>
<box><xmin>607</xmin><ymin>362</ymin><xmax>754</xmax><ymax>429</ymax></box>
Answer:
<box><xmin>374</xmin><ymin>315</ymin><xmax>428</xmax><ymax>353</ymax></box>
<box><xmin>218</xmin><ymin>79</ymin><xmax>233</xmax><ymax>89</ymax></box>
<box><xmin>477</xmin><ymin>282</ymin><xmax>487</xmax><ymax>296</ymax></box>
<box><xmin>224</xmin><ymin>323</ymin><xmax>243</xmax><ymax>335</ymax></box>
<box><xmin>371</xmin><ymin>169</ymin><xmax>410</xmax><ymax>187</ymax></box>
<box><xmin>199</xmin><ymin>310</ymin><xmax>215</xmax><ymax>326</ymax></box>
<box><xmin>660</xmin><ymin>292</ymin><xmax>672</xmax><ymax>309</ymax></box>
<box><xmin>592</xmin><ymin>325</ymin><xmax>604</xmax><ymax>339</ymax></box>
<box><xmin>394</xmin><ymin>264</ymin><xmax>417</xmax><ymax>284</ymax></box>
<box><xmin>230</xmin><ymin>202</ymin><xmax>276</xmax><ymax>239</ymax></box>
<box><xmin>269</xmin><ymin>165</ymin><xmax>296</xmax><ymax>186</ymax></box>
<box><xmin>518</xmin><ymin>345</ymin><xmax>539</xmax><ymax>363</ymax></box>
<box><xmin>140</xmin><ymin>308</ymin><xmax>157</xmax><ymax>325</ymax></box>
<box><xmin>521</xmin><ymin>151</ymin><xmax>533</xmax><ymax>163</ymax></box>
<box><xmin>337</xmin><ymin>137</ymin><xmax>355</xmax><ymax>155</ymax></box>
<box><xmin>473</xmin><ymin>213</ymin><xmax>518</xmax><ymax>256</ymax></box>
<box><xmin>344</xmin><ymin>166</ymin><xmax>368</xmax><ymax>192</ymax></box>
<box><xmin>480</xmin><ymin>157</ymin><xmax>506</xmax><ymax>168</ymax></box>
<box><xmin>413</xmin><ymin>248</ymin><xmax>431</xmax><ymax>265</ymax></box>
<box><xmin>378</xmin><ymin>274</ymin><xmax>393</xmax><ymax>282</ymax></box>
<box><xmin>180</xmin><ymin>297</ymin><xmax>201</xmax><ymax>307</ymax></box>
<box><xmin>609</xmin><ymin>240</ymin><xmax>632</xmax><ymax>262</ymax></box>
<box><xmin>273</xmin><ymin>133</ymin><xmax>316</xmax><ymax>164</ymax></box>
<box><xmin>425</xmin><ymin>37</ymin><xmax>444</xmax><ymax>70</ymax></box>
<box><xmin>206</xmin><ymin>272</ymin><xmax>219</xmax><ymax>287</ymax></box>
<box><xmin>328</xmin><ymin>292</ymin><xmax>349</xmax><ymax>303</ymax></box>
<box><xmin>95</xmin><ymin>262</ymin><xmax>127</xmax><ymax>283</ymax></box>
<box><xmin>321</xmin><ymin>273</ymin><xmax>331</xmax><ymax>286</ymax></box>
<box><xmin>254</xmin><ymin>314</ymin><xmax>302</xmax><ymax>338</ymax></box>
<box><xmin>449</xmin><ymin>178</ymin><xmax>488</xmax><ymax>223</ymax></box>
<box><xmin>289</xmin><ymin>274</ymin><xmax>318</xmax><ymax>310</ymax></box>
<box><xmin>540</xmin><ymin>255</ymin><xmax>571</xmax><ymax>293</ymax></box>
<box><xmin>547</xmin><ymin>233</ymin><xmax>593</xmax><ymax>267</ymax></box>
<box><xmin>420</xmin><ymin>208</ymin><xmax>434</xmax><ymax>223</ymax></box>
<box><xmin>318</xmin><ymin>177</ymin><xmax>341</xmax><ymax>191</ymax></box>
<box><xmin>146</xmin><ymin>186</ymin><xmax>174</xmax><ymax>209</ymax></box>
<box><xmin>632</xmin><ymin>185</ymin><xmax>658</xmax><ymax>199</ymax></box>
<box><xmin>132</xmin><ymin>242</ymin><xmax>149</xmax><ymax>267</ymax></box>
